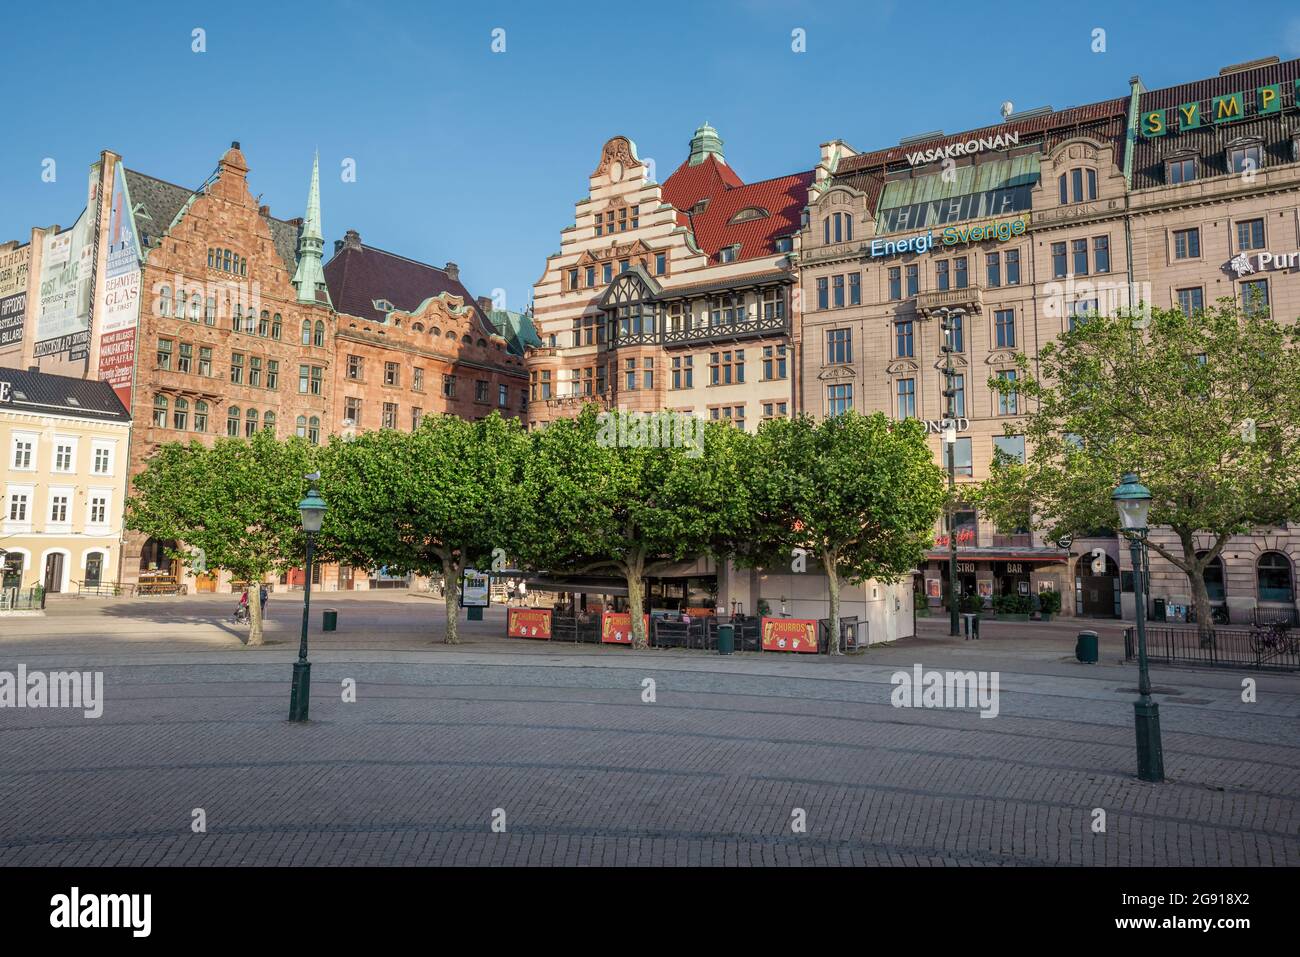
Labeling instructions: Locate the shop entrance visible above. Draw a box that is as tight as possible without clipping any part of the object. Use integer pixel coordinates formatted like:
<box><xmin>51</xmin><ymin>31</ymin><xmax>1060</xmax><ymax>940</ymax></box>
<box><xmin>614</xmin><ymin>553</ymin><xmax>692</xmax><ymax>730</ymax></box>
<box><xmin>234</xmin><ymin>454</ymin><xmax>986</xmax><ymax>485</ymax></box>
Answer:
<box><xmin>1077</xmin><ymin>554</ymin><xmax>1120</xmax><ymax>618</ymax></box>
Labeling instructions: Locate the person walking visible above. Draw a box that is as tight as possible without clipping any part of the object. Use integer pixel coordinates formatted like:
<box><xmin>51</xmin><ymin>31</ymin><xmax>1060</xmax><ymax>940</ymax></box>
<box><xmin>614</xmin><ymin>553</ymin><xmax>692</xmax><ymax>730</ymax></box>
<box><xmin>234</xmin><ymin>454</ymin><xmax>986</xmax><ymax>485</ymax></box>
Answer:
<box><xmin>258</xmin><ymin>583</ymin><xmax>269</xmax><ymax>619</ymax></box>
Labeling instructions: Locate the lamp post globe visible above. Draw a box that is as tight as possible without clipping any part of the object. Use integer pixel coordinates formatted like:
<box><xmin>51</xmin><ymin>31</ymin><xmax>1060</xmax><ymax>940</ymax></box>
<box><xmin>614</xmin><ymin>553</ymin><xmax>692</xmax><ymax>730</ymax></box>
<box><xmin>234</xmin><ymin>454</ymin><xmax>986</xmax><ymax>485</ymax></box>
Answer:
<box><xmin>289</xmin><ymin>473</ymin><xmax>327</xmax><ymax>723</ymax></box>
<box><xmin>1112</xmin><ymin>472</ymin><xmax>1164</xmax><ymax>783</ymax></box>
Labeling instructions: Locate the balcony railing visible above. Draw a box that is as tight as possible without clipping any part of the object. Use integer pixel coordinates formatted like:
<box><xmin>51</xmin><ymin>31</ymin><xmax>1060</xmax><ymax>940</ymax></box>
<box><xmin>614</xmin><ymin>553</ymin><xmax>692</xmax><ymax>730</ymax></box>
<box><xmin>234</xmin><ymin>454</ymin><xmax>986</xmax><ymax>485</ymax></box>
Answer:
<box><xmin>659</xmin><ymin>314</ymin><xmax>788</xmax><ymax>346</ymax></box>
<box><xmin>916</xmin><ymin>285</ymin><xmax>984</xmax><ymax>317</ymax></box>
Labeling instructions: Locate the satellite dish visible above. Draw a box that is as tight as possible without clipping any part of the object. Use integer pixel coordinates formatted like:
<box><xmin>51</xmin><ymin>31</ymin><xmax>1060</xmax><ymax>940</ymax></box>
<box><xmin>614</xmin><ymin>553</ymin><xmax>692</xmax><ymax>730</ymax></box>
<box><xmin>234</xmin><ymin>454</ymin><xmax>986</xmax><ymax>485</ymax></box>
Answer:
<box><xmin>1000</xmin><ymin>101</ymin><xmax>1014</xmax><ymax>120</ymax></box>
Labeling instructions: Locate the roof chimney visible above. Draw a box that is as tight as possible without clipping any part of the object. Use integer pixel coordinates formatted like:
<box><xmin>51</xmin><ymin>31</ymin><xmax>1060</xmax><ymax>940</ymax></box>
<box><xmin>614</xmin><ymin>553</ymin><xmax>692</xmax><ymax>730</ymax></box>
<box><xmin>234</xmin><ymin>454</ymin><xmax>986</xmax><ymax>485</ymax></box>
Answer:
<box><xmin>334</xmin><ymin>239</ymin><xmax>344</xmax><ymax>255</ymax></box>
<box><xmin>258</xmin><ymin>205</ymin><xmax>270</xmax><ymax>217</ymax></box>
<box><xmin>444</xmin><ymin>261</ymin><xmax>459</xmax><ymax>281</ymax></box>
<box><xmin>343</xmin><ymin>229</ymin><xmax>362</xmax><ymax>251</ymax></box>
<box><xmin>476</xmin><ymin>295</ymin><xmax>494</xmax><ymax>314</ymax></box>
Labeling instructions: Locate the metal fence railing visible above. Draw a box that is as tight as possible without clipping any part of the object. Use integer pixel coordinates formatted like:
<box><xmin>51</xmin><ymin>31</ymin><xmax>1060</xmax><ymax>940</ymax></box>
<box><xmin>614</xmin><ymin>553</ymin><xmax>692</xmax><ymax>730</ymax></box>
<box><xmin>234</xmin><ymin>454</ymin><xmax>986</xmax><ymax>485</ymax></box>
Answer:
<box><xmin>1125</xmin><ymin>625</ymin><xmax>1300</xmax><ymax>672</ymax></box>
<box><xmin>0</xmin><ymin>587</ymin><xmax>46</xmax><ymax>611</ymax></box>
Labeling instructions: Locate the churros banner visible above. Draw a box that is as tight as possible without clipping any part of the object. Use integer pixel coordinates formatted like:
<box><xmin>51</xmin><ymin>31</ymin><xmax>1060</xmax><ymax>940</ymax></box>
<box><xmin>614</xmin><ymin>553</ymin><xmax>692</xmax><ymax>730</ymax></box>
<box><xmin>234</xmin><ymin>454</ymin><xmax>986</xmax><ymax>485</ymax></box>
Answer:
<box><xmin>601</xmin><ymin>611</ymin><xmax>649</xmax><ymax>644</ymax></box>
<box><xmin>760</xmin><ymin>617</ymin><xmax>818</xmax><ymax>653</ymax></box>
<box><xmin>506</xmin><ymin>607</ymin><xmax>551</xmax><ymax>640</ymax></box>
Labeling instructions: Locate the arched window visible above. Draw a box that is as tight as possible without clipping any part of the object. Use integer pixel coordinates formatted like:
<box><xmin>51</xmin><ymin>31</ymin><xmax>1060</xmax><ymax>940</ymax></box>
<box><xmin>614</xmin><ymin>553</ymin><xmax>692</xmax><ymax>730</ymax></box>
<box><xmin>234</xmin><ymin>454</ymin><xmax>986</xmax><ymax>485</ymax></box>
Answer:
<box><xmin>477</xmin><ymin>338</ymin><xmax>487</xmax><ymax>348</ymax></box>
<box><xmin>194</xmin><ymin>400</ymin><xmax>209</xmax><ymax>432</ymax></box>
<box><xmin>314</xmin><ymin>320</ymin><xmax>325</xmax><ymax>347</ymax></box>
<box><xmin>301</xmin><ymin>319</ymin><xmax>312</xmax><ymax>345</ymax></box>
<box><xmin>207</xmin><ymin>249</ymin><xmax>215</xmax><ymax>269</ymax></box>
<box><xmin>245</xmin><ymin>408</ymin><xmax>258</xmax><ymax>437</ymax></box>
<box><xmin>232</xmin><ymin>303</ymin><xmax>243</xmax><ymax>332</ymax></box>
<box><xmin>152</xmin><ymin>394</ymin><xmax>168</xmax><ymax>428</ymax></box>
<box><xmin>446</xmin><ymin>330</ymin><xmax>457</xmax><ymax>340</ymax></box>
<box><xmin>296</xmin><ymin>415</ymin><xmax>307</xmax><ymax>438</ymax></box>
<box><xmin>173</xmin><ymin>396</ymin><xmax>189</xmax><ymax>431</ymax></box>
<box><xmin>223</xmin><ymin>249</ymin><xmax>232</xmax><ymax>272</ymax></box>
<box><xmin>413</xmin><ymin>323</ymin><xmax>424</xmax><ymax>333</ymax></box>
<box><xmin>159</xmin><ymin>286</ymin><xmax>172</xmax><ymax>317</ymax></box>
<box><xmin>227</xmin><ymin>406</ymin><xmax>241</xmax><ymax>437</ymax></box>
<box><xmin>271</xmin><ymin>313</ymin><xmax>282</xmax><ymax>339</ymax></box>
<box><xmin>263</xmin><ymin>411</ymin><xmax>276</xmax><ymax>435</ymax></box>
<box><xmin>1196</xmin><ymin>550</ymin><xmax>1226</xmax><ymax>602</ymax></box>
<box><xmin>430</xmin><ymin>326</ymin><xmax>441</xmax><ymax>338</ymax></box>
<box><xmin>308</xmin><ymin>416</ymin><xmax>321</xmax><ymax>445</ymax></box>
<box><xmin>204</xmin><ymin>296</ymin><xmax>216</xmax><ymax>325</ymax></box>
<box><xmin>462</xmin><ymin>334</ymin><xmax>472</xmax><ymax>344</ymax></box>
<box><xmin>1258</xmin><ymin>552</ymin><xmax>1294</xmax><ymax>602</ymax></box>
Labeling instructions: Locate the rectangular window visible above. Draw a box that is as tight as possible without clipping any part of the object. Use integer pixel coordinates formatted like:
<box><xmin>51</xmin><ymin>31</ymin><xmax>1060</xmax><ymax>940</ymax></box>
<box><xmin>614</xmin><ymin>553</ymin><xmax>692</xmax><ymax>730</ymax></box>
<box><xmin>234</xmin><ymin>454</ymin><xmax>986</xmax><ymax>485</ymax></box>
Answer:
<box><xmin>1241</xmin><ymin>278</ymin><xmax>1269</xmax><ymax>315</ymax></box>
<box><xmin>345</xmin><ymin>396</ymin><xmax>362</xmax><ymax>423</ymax></box>
<box><xmin>443</xmin><ymin>374</ymin><xmax>458</xmax><ymax>398</ymax></box>
<box><xmin>248</xmin><ymin>356</ymin><xmax>262</xmax><ymax>387</ymax></box>
<box><xmin>157</xmin><ymin>338</ymin><xmax>173</xmax><ymax>370</ymax></box>
<box><xmin>672</xmin><ymin>355</ymin><xmax>694</xmax><ymax>389</ymax></box>
<box><xmin>817</xmin><ymin>276</ymin><xmax>829</xmax><ymax>310</ymax></box>
<box><xmin>11</xmin><ymin>438</ymin><xmax>33</xmax><ymax>470</ymax></box>
<box><xmin>266</xmin><ymin>360</ymin><xmax>279</xmax><ymax>391</ymax></box>
<box><xmin>950</xmin><ymin>373</ymin><xmax>966</xmax><ymax>417</ymax></box>
<box><xmin>832</xmin><ymin>274</ymin><xmax>845</xmax><ymax>308</ymax></box>
<box><xmin>1005</xmin><ymin>248</ymin><xmax>1021</xmax><ymax>285</ymax></box>
<box><xmin>849</xmin><ymin>272</ymin><xmax>861</xmax><ymax>306</ymax></box>
<box><xmin>585</xmin><ymin>266</ymin><xmax>595</xmax><ymax>287</ymax></box>
<box><xmin>826</xmin><ymin>328</ymin><xmax>852</xmax><ymax>365</ymax></box>
<box><xmin>936</xmin><ymin>260</ymin><xmax>950</xmax><ymax>291</ymax></box>
<box><xmin>92</xmin><ymin>446</ymin><xmax>112</xmax><ymax>474</ymax></box>
<box><xmin>986</xmin><ymin>252</ymin><xmax>1000</xmax><ymax>288</ymax></box>
<box><xmin>997</xmin><ymin>370</ymin><xmax>1019</xmax><ymax>416</ymax></box>
<box><xmin>761</xmin><ymin>287</ymin><xmax>785</xmax><ymax>321</ymax></box>
<box><xmin>8</xmin><ymin>492</ymin><xmax>29</xmax><ymax>522</ymax></box>
<box><xmin>954</xmin><ymin>256</ymin><xmax>968</xmax><ymax>289</ymax></box>
<box><xmin>827</xmin><ymin>384</ymin><xmax>853</xmax><ymax>417</ymax></box>
<box><xmin>298</xmin><ymin>364</ymin><xmax>309</xmax><ymax>394</ymax></box>
<box><xmin>476</xmin><ymin>380</ymin><xmax>490</xmax><ymax>402</ymax></box>
<box><xmin>1173</xmin><ymin>228</ymin><xmax>1200</xmax><ymax>259</ymax></box>
<box><xmin>54</xmin><ymin>443</ymin><xmax>73</xmax><ymax>472</ymax></box>
<box><xmin>568</xmin><ymin>269</ymin><xmax>579</xmax><ymax>290</ymax></box>
<box><xmin>384</xmin><ymin>362</ymin><xmax>399</xmax><ymax>386</ymax></box>
<box><xmin>903</xmin><ymin>264</ymin><xmax>918</xmax><ymax>298</ymax></box>
<box><xmin>993</xmin><ymin>434</ymin><xmax>1026</xmax><ymax>465</ymax></box>
<box><xmin>411</xmin><ymin>407</ymin><xmax>422</xmax><ymax>430</ymax></box>
<box><xmin>413</xmin><ymin>367</ymin><xmax>424</xmax><ymax>392</ymax></box>
<box><xmin>382</xmin><ymin>402</ymin><xmax>397</xmax><ymax>429</ymax></box>
<box><xmin>230</xmin><ymin>353</ymin><xmax>244</xmax><ymax>384</ymax></box>
<box><xmin>948</xmin><ymin>313</ymin><xmax>965</xmax><ymax>353</ymax></box>
<box><xmin>89</xmin><ymin>495</ymin><xmax>107</xmax><ymax>525</ymax></box>
<box><xmin>1176</xmin><ymin>287</ymin><xmax>1204</xmax><ymax>317</ymax></box>
<box><xmin>643</xmin><ymin>358</ymin><xmax>654</xmax><ymax>390</ymax></box>
<box><xmin>949</xmin><ymin>436</ymin><xmax>973</xmax><ymax>477</ymax></box>
<box><xmin>1093</xmin><ymin>235</ymin><xmax>1110</xmax><ymax>273</ymax></box>
<box><xmin>1229</xmin><ymin>144</ymin><xmax>1262</xmax><ymax>174</ymax></box>
<box><xmin>346</xmin><ymin>355</ymin><xmax>363</xmax><ymax>380</ymax></box>
<box><xmin>1072</xmin><ymin>238</ymin><xmax>1089</xmax><ymax>276</ymax></box>
<box><xmin>499</xmin><ymin>384</ymin><xmax>508</xmax><ymax>407</ymax></box>
<box><xmin>994</xmin><ymin>309</ymin><xmax>1016</xmax><ymax>349</ymax></box>
<box><xmin>888</xmin><ymin>267</ymin><xmax>901</xmax><ymax>301</ymax></box>
<box><xmin>178</xmin><ymin>342</ymin><xmax>192</xmax><ymax>373</ymax></box>
<box><xmin>655</xmin><ymin>253</ymin><xmax>666</xmax><ymax>275</ymax></box>
<box><xmin>896</xmin><ymin>378</ymin><xmax>916</xmax><ymax>420</ymax></box>
<box><xmin>1237</xmin><ymin>218</ymin><xmax>1265</xmax><ymax>251</ymax></box>
<box><xmin>762</xmin><ymin>345</ymin><xmax>786</xmax><ymax>380</ymax></box>
<box><xmin>1167</xmin><ymin>157</ymin><xmax>1195</xmax><ymax>184</ymax></box>
<box><xmin>1051</xmin><ymin>242</ymin><xmax>1067</xmax><ymax>278</ymax></box>
<box><xmin>602</xmin><ymin>262</ymin><xmax>612</xmax><ymax>284</ymax></box>
<box><xmin>895</xmin><ymin>320</ymin><xmax>914</xmax><ymax>358</ymax></box>
<box><xmin>625</xmin><ymin>358</ymin><xmax>637</xmax><ymax>391</ymax></box>
<box><xmin>199</xmin><ymin>346</ymin><xmax>212</xmax><ymax>377</ymax></box>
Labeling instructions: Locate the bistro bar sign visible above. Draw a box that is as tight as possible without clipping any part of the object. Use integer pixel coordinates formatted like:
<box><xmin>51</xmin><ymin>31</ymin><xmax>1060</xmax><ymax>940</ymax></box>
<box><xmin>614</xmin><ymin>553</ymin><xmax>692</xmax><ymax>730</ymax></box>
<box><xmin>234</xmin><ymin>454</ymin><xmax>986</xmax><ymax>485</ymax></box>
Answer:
<box><xmin>1141</xmin><ymin>81</ymin><xmax>1298</xmax><ymax>137</ymax></box>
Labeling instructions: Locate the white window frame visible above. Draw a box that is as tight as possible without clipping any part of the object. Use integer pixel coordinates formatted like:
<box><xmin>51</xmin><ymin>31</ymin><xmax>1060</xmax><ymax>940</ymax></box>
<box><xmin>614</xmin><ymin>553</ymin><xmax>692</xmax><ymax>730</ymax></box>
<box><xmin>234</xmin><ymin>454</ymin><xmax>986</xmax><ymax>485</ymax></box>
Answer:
<box><xmin>46</xmin><ymin>485</ymin><xmax>74</xmax><ymax>533</ymax></box>
<box><xmin>91</xmin><ymin>439</ymin><xmax>117</xmax><ymax>477</ymax></box>
<box><xmin>5</xmin><ymin>484</ymin><xmax>34</xmax><ymax>533</ymax></box>
<box><xmin>86</xmin><ymin>488</ymin><xmax>113</xmax><ymax>533</ymax></box>
<box><xmin>52</xmin><ymin>435</ymin><xmax>79</xmax><ymax>474</ymax></box>
<box><xmin>10</xmin><ymin>431</ymin><xmax>38</xmax><ymax>471</ymax></box>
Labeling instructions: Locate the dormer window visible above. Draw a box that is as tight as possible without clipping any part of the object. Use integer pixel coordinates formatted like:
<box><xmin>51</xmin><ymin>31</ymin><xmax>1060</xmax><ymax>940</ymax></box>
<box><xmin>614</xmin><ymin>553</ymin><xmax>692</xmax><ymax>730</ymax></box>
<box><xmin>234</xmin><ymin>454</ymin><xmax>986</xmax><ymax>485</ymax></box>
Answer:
<box><xmin>774</xmin><ymin>236</ymin><xmax>793</xmax><ymax>253</ymax></box>
<box><xmin>1058</xmin><ymin>167</ymin><xmax>1098</xmax><ymax>204</ymax></box>
<box><xmin>822</xmin><ymin>212</ymin><xmax>852</xmax><ymax>244</ymax></box>
<box><xmin>373</xmin><ymin>298</ymin><xmax>395</xmax><ymax>314</ymax></box>
<box><xmin>728</xmin><ymin>207</ymin><xmax>770</xmax><ymax>224</ymax></box>
<box><xmin>718</xmin><ymin>245</ymin><xmax>740</xmax><ymax>264</ymax></box>
<box><xmin>1166</xmin><ymin>156</ymin><xmax>1197</xmax><ymax>185</ymax></box>
<box><xmin>1228</xmin><ymin>140</ymin><xmax>1263</xmax><ymax>175</ymax></box>
<box><xmin>691</xmin><ymin>199</ymin><xmax>709</xmax><ymax>216</ymax></box>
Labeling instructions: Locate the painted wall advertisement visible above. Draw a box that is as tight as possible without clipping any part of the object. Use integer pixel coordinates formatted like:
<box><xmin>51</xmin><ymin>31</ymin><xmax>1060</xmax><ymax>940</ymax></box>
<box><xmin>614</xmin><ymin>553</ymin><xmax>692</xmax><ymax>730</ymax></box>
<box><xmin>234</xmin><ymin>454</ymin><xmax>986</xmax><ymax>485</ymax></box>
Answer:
<box><xmin>98</xmin><ymin>163</ymin><xmax>141</xmax><ymax>411</ymax></box>
<box><xmin>0</xmin><ymin>243</ymin><xmax>28</xmax><ymax>351</ymax></box>
<box><xmin>35</xmin><ymin>170</ymin><xmax>98</xmax><ymax>367</ymax></box>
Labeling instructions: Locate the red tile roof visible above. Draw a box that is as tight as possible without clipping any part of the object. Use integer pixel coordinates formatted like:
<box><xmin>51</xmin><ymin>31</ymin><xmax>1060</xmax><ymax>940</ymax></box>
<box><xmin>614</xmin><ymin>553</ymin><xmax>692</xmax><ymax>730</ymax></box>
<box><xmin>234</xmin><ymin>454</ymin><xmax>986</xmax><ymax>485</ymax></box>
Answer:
<box><xmin>324</xmin><ymin>237</ymin><xmax>491</xmax><ymax>333</ymax></box>
<box><xmin>661</xmin><ymin>155</ymin><xmax>811</xmax><ymax>263</ymax></box>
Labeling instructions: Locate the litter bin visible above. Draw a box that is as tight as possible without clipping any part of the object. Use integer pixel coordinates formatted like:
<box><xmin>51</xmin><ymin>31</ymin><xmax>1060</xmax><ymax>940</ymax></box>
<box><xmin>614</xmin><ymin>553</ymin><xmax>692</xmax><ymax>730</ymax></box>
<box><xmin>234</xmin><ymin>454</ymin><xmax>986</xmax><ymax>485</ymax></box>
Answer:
<box><xmin>717</xmin><ymin>623</ymin><xmax>734</xmax><ymax>655</ymax></box>
<box><xmin>1075</xmin><ymin>630</ymin><xmax>1099</xmax><ymax>663</ymax></box>
<box><xmin>1153</xmin><ymin>598</ymin><xmax>1167</xmax><ymax>622</ymax></box>
<box><xmin>467</xmin><ymin>606</ymin><xmax>483</xmax><ymax>621</ymax></box>
<box><xmin>962</xmin><ymin>613</ymin><xmax>976</xmax><ymax>639</ymax></box>
<box><xmin>322</xmin><ymin>608</ymin><xmax>338</xmax><ymax>632</ymax></box>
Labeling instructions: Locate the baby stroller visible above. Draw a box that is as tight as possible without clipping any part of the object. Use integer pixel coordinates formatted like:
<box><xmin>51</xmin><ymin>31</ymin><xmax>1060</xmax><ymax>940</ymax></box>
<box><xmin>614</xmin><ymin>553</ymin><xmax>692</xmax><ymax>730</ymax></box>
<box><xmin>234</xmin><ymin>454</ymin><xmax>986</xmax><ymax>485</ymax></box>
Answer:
<box><xmin>233</xmin><ymin>591</ymin><xmax>251</xmax><ymax>624</ymax></box>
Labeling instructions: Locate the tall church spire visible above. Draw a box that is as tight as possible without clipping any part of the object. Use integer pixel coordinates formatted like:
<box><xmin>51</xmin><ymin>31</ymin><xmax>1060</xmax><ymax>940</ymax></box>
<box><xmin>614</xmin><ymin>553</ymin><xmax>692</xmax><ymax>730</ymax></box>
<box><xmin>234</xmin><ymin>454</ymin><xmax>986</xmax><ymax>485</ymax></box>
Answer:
<box><xmin>292</xmin><ymin>151</ymin><xmax>329</xmax><ymax>305</ymax></box>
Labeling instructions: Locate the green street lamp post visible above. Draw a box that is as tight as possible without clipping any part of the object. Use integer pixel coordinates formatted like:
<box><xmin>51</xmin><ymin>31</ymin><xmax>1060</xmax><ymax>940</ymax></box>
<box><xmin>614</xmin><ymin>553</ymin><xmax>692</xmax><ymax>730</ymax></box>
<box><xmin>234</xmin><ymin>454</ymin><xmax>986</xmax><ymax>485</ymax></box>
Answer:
<box><xmin>289</xmin><ymin>473</ymin><xmax>327</xmax><ymax>723</ymax></box>
<box><xmin>938</xmin><ymin>307</ymin><xmax>965</xmax><ymax>637</ymax></box>
<box><xmin>1112</xmin><ymin>472</ymin><xmax>1164</xmax><ymax>783</ymax></box>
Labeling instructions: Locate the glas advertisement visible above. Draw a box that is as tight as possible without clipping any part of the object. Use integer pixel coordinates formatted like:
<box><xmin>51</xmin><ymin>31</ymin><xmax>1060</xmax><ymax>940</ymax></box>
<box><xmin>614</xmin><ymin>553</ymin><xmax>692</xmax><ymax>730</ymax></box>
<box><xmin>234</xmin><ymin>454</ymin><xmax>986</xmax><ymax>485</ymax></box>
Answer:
<box><xmin>98</xmin><ymin>162</ymin><xmax>141</xmax><ymax>411</ymax></box>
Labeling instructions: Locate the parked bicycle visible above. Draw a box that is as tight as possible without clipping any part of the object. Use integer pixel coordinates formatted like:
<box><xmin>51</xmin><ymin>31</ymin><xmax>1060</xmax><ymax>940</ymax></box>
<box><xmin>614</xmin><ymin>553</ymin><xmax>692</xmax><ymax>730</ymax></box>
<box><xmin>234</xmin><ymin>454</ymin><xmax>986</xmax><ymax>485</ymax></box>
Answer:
<box><xmin>1249</xmin><ymin>619</ymin><xmax>1298</xmax><ymax>656</ymax></box>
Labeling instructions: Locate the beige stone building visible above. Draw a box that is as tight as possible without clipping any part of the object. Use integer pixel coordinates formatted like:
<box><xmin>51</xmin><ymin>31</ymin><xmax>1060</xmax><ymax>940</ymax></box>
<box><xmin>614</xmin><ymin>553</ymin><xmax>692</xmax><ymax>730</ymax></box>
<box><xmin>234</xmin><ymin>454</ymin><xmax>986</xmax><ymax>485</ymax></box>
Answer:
<box><xmin>1125</xmin><ymin>56</ymin><xmax>1300</xmax><ymax>625</ymax></box>
<box><xmin>1</xmin><ymin>368</ymin><xmax>131</xmax><ymax>595</ymax></box>
<box><xmin>799</xmin><ymin>101</ymin><xmax>1131</xmax><ymax>618</ymax></box>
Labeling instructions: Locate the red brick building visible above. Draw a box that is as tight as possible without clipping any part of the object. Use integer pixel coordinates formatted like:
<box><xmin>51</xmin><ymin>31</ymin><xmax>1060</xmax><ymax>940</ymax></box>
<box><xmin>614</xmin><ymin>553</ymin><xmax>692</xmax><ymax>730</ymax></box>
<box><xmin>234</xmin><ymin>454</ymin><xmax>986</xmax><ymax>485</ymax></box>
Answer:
<box><xmin>323</xmin><ymin>230</ymin><xmax>528</xmax><ymax>433</ymax></box>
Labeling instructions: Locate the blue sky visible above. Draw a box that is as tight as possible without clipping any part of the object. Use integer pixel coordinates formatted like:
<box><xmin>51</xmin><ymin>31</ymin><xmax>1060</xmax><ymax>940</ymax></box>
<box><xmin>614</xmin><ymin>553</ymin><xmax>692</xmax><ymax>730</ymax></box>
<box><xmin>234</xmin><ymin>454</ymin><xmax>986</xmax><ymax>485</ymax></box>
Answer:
<box><xmin>3</xmin><ymin>0</ymin><xmax>1298</xmax><ymax>312</ymax></box>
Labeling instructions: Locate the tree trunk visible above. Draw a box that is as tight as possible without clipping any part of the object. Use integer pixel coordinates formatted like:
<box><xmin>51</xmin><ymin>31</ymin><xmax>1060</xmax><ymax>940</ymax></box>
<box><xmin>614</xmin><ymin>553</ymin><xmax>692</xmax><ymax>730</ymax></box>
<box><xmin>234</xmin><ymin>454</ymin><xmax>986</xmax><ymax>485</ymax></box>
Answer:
<box><xmin>626</xmin><ymin>560</ymin><xmax>647</xmax><ymax>650</ymax></box>
<box><xmin>1187</xmin><ymin>564</ymin><xmax>1215</xmax><ymax>648</ymax></box>
<box><xmin>246</xmin><ymin>585</ymin><xmax>264</xmax><ymax>647</ymax></box>
<box><xmin>443</xmin><ymin>557</ymin><xmax>461</xmax><ymax>645</ymax></box>
<box><xmin>824</xmin><ymin>549</ymin><xmax>842</xmax><ymax>656</ymax></box>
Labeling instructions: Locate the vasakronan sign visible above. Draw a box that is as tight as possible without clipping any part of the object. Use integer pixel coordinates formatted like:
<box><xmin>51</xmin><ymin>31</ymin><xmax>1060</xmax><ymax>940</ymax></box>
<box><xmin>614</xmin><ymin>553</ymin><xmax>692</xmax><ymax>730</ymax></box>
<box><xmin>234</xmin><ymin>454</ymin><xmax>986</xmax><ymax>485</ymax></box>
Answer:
<box><xmin>870</xmin><ymin>214</ymin><xmax>1028</xmax><ymax>258</ymax></box>
<box><xmin>905</xmin><ymin>131</ymin><xmax>1021</xmax><ymax>166</ymax></box>
<box><xmin>1140</xmin><ymin>81</ymin><xmax>1299</xmax><ymax>137</ymax></box>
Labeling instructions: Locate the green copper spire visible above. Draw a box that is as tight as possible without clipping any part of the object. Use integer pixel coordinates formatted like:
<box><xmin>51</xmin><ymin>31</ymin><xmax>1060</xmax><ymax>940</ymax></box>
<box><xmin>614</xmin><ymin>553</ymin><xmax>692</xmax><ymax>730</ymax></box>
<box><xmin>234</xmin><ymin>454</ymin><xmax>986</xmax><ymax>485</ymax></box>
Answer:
<box><xmin>292</xmin><ymin>151</ymin><xmax>329</xmax><ymax>305</ymax></box>
<box><xmin>687</xmin><ymin>122</ymin><xmax>725</xmax><ymax>166</ymax></box>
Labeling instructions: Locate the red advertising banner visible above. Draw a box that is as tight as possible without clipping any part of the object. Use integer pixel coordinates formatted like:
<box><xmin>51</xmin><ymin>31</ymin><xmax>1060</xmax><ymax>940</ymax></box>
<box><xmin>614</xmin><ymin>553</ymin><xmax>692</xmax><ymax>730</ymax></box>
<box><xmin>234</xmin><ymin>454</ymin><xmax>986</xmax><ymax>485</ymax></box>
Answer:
<box><xmin>760</xmin><ymin>617</ymin><xmax>818</xmax><ymax>653</ymax></box>
<box><xmin>506</xmin><ymin>607</ymin><xmax>552</xmax><ymax>640</ymax></box>
<box><xmin>601</xmin><ymin>611</ymin><xmax>649</xmax><ymax>644</ymax></box>
<box><xmin>98</xmin><ymin>326</ymin><xmax>136</xmax><ymax>412</ymax></box>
